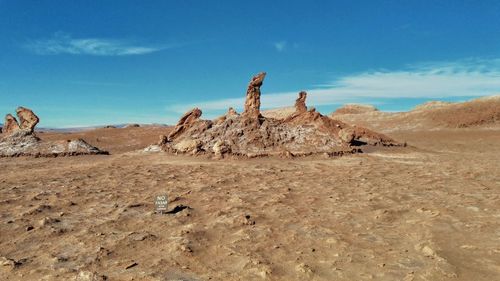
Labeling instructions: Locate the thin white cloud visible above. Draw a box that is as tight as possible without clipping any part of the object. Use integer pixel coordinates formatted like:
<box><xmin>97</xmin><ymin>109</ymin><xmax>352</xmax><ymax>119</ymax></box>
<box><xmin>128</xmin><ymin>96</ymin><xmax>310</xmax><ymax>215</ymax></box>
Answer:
<box><xmin>273</xmin><ymin>41</ymin><xmax>287</xmax><ymax>52</ymax></box>
<box><xmin>25</xmin><ymin>33</ymin><xmax>169</xmax><ymax>56</ymax></box>
<box><xmin>167</xmin><ymin>58</ymin><xmax>500</xmax><ymax>114</ymax></box>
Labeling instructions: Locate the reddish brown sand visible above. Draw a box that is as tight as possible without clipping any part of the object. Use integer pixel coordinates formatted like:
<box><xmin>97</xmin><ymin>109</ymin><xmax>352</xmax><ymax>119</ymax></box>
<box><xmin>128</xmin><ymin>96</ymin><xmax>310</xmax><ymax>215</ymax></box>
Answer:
<box><xmin>1</xmin><ymin>121</ymin><xmax>499</xmax><ymax>280</ymax></box>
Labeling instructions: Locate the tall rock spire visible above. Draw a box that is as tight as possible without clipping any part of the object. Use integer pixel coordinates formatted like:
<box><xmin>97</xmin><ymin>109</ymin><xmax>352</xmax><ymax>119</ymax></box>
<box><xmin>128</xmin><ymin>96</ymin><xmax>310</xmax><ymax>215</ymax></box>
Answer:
<box><xmin>243</xmin><ymin>72</ymin><xmax>266</xmax><ymax>117</ymax></box>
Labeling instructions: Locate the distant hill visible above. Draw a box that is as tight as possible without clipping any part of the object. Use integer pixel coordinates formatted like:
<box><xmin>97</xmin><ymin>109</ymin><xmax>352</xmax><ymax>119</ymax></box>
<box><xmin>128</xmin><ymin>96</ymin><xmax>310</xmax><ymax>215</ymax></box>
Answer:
<box><xmin>261</xmin><ymin>106</ymin><xmax>295</xmax><ymax>119</ymax></box>
<box><xmin>331</xmin><ymin>104</ymin><xmax>378</xmax><ymax>115</ymax></box>
<box><xmin>34</xmin><ymin>123</ymin><xmax>169</xmax><ymax>133</ymax></box>
<box><xmin>329</xmin><ymin>95</ymin><xmax>500</xmax><ymax>132</ymax></box>
<box><xmin>262</xmin><ymin>96</ymin><xmax>500</xmax><ymax>132</ymax></box>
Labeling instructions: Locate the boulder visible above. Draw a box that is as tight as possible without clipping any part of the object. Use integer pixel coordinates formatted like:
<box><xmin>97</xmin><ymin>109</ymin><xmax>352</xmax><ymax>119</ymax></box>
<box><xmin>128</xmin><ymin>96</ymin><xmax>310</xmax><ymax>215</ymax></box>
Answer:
<box><xmin>173</xmin><ymin>139</ymin><xmax>201</xmax><ymax>153</ymax></box>
<box><xmin>338</xmin><ymin>128</ymin><xmax>355</xmax><ymax>143</ymax></box>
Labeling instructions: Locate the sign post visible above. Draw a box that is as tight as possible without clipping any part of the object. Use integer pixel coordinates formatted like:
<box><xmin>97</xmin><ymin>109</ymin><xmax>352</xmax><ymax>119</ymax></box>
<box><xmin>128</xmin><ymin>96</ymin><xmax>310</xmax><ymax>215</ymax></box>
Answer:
<box><xmin>155</xmin><ymin>195</ymin><xmax>168</xmax><ymax>214</ymax></box>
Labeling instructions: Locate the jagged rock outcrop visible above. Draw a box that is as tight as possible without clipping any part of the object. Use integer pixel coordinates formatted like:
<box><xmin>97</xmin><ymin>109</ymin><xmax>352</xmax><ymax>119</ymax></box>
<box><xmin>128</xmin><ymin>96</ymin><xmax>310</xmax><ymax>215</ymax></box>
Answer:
<box><xmin>3</xmin><ymin>114</ymin><xmax>20</xmax><ymax>135</ymax></box>
<box><xmin>284</xmin><ymin>92</ymin><xmax>397</xmax><ymax>146</ymax></box>
<box><xmin>158</xmin><ymin>72</ymin><xmax>402</xmax><ymax>158</ymax></box>
<box><xmin>227</xmin><ymin>107</ymin><xmax>238</xmax><ymax>116</ymax></box>
<box><xmin>16</xmin><ymin>107</ymin><xmax>39</xmax><ymax>132</ymax></box>
<box><xmin>168</xmin><ymin>108</ymin><xmax>203</xmax><ymax>140</ymax></box>
<box><xmin>0</xmin><ymin>107</ymin><xmax>108</xmax><ymax>157</ymax></box>
<box><xmin>214</xmin><ymin>107</ymin><xmax>240</xmax><ymax>125</ymax></box>
<box><xmin>243</xmin><ymin>72</ymin><xmax>266</xmax><ymax>117</ymax></box>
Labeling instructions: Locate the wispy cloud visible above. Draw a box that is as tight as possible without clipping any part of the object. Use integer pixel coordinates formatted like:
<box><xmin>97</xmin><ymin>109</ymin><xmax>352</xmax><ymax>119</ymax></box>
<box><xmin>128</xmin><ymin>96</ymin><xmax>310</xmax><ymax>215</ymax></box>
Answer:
<box><xmin>25</xmin><ymin>32</ymin><xmax>171</xmax><ymax>56</ymax></box>
<box><xmin>273</xmin><ymin>41</ymin><xmax>287</xmax><ymax>52</ymax></box>
<box><xmin>168</xmin><ymin>58</ymin><xmax>500</xmax><ymax>114</ymax></box>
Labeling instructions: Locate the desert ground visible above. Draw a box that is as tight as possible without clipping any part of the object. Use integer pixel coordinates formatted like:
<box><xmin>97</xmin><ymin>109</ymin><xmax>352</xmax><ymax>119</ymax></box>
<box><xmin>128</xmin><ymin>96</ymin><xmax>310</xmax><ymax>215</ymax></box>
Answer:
<box><xmin>1</xmin><ymin>99</ymin><xmax>500</xmax><ymax>281</ymax></box>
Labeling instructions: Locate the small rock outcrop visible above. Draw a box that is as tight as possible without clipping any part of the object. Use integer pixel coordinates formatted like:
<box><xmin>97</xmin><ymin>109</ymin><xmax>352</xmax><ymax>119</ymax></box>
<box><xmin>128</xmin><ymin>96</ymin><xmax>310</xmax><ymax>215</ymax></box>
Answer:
<box><xmin>168</xmin><ymin>108</ymin><xmax>203</xmax><ymax>140</ymax></box>
<box><xmin>214</xmin><ymin>107</ymin><xmax>240</xmax><ymax>125</ymax></box>
<box><xmin>0</xmin><ymin>107</ymin><xmax>107</xmax><ymax>157</ymax></box>
<box><xmin>3</xmin><ymin>114</ymin><xmax>20</xmax><ymax>135</ymax></box>
<box><xmin>227</xmin><ymin>107</ymin><xmax>238</xmax><ymax>116</ymax></box>
<box><xmin>243</xmin><ymin>72</ymin><xmax>266</xmax><ymax>117</ymax></box>
<box><xmin>157</xmin><ymin>73</ymin><xmax>402</xmax><ymax>158</ymax></box>
<box><xmin>158</xmin><ymin>135</ymin><xmax>168</xmax><ymax>146</ymax></box>
<box><xmin>16</xmin><ymin>107</ymin><xmax>39</xmax><ymax>132</ymax></box>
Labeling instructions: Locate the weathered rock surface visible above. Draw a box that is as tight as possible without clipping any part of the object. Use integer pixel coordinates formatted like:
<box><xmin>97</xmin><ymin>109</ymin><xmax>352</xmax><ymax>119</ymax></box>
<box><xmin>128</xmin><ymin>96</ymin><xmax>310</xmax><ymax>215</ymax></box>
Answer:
<box><xmin>0</xmin><ymin>108</ymin><xmax>108</xmax><ymax>157</ymax></box>
<box><xmin>159</xmin><ymin>73</ymin><xmax>401</xmax><ymax>158</ymax></box>
<box><xmin>168</xmin><ymin>108</ymin><xmax>203</xmax><ymax>140</ymax></box>
<box><xmin>0</xmin><ymin>130</ymin><xmax>108</xmax><ymax>157</ymax></box>
<box><xmin>3</xmin><ymin>114</ymin><xmax>20</xmax><ymax>135</ymax></box>
<box><xmin>16</xmin><ymin>106</ymin><xmax>39</xmax><ymax>132</ymax></box>
<box><xmin>295</xmin><ymin>91</ymin><xmax>308</xmax><ymax>113</ymax></box>
<box><xmin>227</xmin><ymin>107</ymin><xmax>238</xmax><ymax>116</ymax></box>
<box><xmin>158</xmin><ymin>134</ymin><xmax>168</xmax><ymax>146</ymax></box>
<box><xmin>243</xmin><ymin>72</ymin><xmax>266</xmax><ymax>117</ymax></box>
<box><xmin>214</xmin><ymin>107</ymin><xmax>240</xmax><ymax>125</ymax></box>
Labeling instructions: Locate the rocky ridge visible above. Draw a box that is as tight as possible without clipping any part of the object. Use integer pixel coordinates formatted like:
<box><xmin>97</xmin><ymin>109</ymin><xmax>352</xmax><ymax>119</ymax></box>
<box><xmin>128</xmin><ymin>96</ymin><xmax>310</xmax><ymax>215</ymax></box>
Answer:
<box><xmin>158</xmin><ymin>73</ymin><xmax>401</xmax><ymax>158</ymax></box>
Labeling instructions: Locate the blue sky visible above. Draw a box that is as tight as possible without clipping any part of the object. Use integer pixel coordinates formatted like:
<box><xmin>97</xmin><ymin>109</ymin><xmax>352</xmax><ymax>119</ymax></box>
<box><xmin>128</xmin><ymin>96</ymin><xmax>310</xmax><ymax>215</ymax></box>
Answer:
<box><xmin>1</xmin><ymin>1</ymin><xmax>500</xmax><ymax>127</ymax></box>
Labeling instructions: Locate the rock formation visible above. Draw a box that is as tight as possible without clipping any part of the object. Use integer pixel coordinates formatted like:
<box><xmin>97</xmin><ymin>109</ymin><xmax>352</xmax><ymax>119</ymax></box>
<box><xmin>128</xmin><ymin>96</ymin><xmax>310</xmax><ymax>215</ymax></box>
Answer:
<box><xmin>168</xmin><ymin>108</ymin><xmax>204</xmax><ymax>140</ymax></box>
<box><xmin>227</xmin><ymin>107</ymin><xmax>238</xmax><ymax>116</ymax></box>
<box><xmin>158</xmin><ymin>135</ymin><xmax>168</xmax><ymax>146</ymax></box>
<box><xmin>295</xmin><ymin>91</ymin><xmax>308</xmax><ymax>113</ymax></box>
<box><xmin>214</xmin><ymin>107</ymin><xmax>240</xmax><ymax>125</ymax></box>
<box><xmin>3</xmin><ymin>114</ymin><xmax>20</xmax><ymax>135</ymax></box>
<box><xmin>0</xmin><ymin>107</ymin><xmax>107</xmax><ymax>157</ymax></box>
<box><xmin>16</xmin><ymin>107</ymin><xmax>39</xmax><ymax>132</ymax></box>
<box><xmin>243</xmin><ymin>72</ymin><xmax>266</xmax><ymax>117</ymax></box>
<box><xmin>157</xmin><ymin>72</ymin><xmax>402</xmax><ymax>158</ymax></box>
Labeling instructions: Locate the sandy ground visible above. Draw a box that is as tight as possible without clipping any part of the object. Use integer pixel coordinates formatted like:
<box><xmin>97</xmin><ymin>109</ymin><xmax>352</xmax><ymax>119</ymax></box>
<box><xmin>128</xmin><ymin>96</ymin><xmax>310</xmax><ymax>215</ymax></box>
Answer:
<box><xmin>1</xmin><ymin>128</ymin><xmax>499</xmax><ymax>281</ymax></box>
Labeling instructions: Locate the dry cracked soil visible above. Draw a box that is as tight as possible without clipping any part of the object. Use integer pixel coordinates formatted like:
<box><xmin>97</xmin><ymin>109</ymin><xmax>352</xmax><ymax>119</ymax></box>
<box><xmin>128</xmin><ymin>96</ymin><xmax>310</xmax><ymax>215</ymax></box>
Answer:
<box><xmin>0</xmin><ymin>127</ymin><xmax>499</xmax><ymax>281</ymax></box>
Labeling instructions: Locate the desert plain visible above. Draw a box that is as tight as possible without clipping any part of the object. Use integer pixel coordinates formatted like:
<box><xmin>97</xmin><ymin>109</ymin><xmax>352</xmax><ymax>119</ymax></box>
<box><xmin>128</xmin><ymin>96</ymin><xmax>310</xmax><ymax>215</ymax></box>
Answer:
<box><xmin>0</xmin><ymin>97</ymin><xmax>499</xmax><ymax>281</ymax></box>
